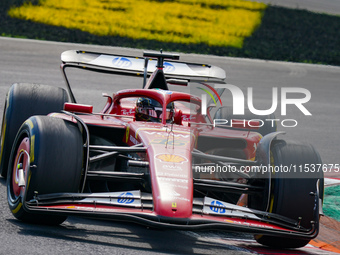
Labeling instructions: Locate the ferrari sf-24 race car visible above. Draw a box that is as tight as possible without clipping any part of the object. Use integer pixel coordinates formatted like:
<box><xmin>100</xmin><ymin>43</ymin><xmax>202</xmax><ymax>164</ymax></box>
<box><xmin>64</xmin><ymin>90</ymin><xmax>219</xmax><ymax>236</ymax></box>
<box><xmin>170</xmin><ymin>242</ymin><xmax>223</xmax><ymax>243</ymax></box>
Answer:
<box><xmin>0</xmin><ymin>50</ymin><xmax>324</xmax><ymax>249</ymax></box>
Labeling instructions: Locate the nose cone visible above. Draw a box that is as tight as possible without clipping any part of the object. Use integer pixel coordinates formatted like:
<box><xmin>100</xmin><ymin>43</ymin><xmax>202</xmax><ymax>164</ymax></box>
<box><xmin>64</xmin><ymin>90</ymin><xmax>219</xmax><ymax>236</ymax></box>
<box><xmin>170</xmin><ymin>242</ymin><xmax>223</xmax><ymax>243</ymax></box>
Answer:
<box><xmin>154</xmin><ymin>177</ymin><xmax>193</xmax><ymax>218</ymax></box>
<box><xmin>151</xmin><ymin>153</ymin><xmax>193</xmax><ymax>218</ymax></box>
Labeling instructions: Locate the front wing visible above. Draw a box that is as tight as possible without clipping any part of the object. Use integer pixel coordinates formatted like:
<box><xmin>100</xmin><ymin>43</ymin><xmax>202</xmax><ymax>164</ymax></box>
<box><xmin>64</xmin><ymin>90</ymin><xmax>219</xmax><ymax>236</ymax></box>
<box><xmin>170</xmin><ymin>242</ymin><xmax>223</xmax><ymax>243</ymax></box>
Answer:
<box><xmin>22</xmin><ymin>190</ymin><xmax>320</xmax><ymax>239</ymax></box>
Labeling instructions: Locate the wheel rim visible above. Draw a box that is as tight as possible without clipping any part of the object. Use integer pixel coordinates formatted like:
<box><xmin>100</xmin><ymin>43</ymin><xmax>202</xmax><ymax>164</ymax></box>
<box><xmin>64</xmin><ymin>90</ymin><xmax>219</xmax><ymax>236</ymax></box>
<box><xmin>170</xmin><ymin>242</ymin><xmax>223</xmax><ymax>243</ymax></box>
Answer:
<box><xmin>11</xmin><ymin>137</ymin><xmax>30</xmax><ymax>198</ymax></box>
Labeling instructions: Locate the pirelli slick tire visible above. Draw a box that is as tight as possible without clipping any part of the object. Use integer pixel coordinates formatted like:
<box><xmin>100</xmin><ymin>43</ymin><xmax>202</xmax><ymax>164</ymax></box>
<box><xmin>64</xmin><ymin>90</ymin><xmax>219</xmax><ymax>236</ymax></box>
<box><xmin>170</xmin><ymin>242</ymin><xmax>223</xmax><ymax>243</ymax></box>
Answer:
<box><xmin>213</xmin><ymin>106</ymin><xmax>277</xmax><ymax>136</ymax></box>
<box><xmin>255</xmin><ymin>140</ymin><xmax>324</xmax><ymax>249</ymax></box>
<box><xmin>7</xmin><ymin>116</ymin><xmax>83</xmax><ymax>225</ymax></box>
<box><xmin>0</xmin><ymin>83</ymin><xmax>69</xmax><ymax>178</ymax></box>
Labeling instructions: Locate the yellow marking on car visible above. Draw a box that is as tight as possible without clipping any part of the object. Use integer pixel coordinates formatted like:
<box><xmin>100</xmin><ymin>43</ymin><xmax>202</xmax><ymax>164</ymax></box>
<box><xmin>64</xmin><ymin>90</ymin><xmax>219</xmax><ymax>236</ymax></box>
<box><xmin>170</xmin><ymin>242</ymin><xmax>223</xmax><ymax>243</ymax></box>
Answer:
<box><xmin>12</xmin><ymin>202</ymin><xmax>22</xmax><ymax>214</ymax></box>
<box><xmin>156</xmin><ymin>154</ymin><xmax>187</xmax><ymax>163</ymax></box>
<box><xmin>125</xmin><ymin>125</ymin><xmax>130</xmax><ymax>143</ymax></box>
<box><xmin>224</xmin><ymin>219</ymin><xmax>234</xmax><ymax>223</ymax></box>
<box><xmin>26</xmin><ymin>170</ymin><xmax>32</xmax><ymax>191</ymax></box>
<box><xmin>135</xmin><ymin>127</ymin><xmax>163</xmax><ymax>139</ymax></box>
<box><xmin>30</xmin><ymin>135</ymin><xmax>35</xmax><ymax>163</ymax></box>
<box><xmin>268</xmin><ymin>195</ymin><xmax>274</xmax><ymax>213</ymax></box>
<box><xmin>0</xmin><ymin>121</ymin><xmax>6</xmax><ymax>165</ymax></box>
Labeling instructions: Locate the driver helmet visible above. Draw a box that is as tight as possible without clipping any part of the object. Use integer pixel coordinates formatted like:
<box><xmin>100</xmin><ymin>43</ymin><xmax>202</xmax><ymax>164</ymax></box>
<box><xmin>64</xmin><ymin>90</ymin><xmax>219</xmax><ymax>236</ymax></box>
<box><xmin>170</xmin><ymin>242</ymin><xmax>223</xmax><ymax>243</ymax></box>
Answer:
<box><xmin>135</xmin><ymin>97</ymin><xmax>174</xmax><ymax>123</ymax></box>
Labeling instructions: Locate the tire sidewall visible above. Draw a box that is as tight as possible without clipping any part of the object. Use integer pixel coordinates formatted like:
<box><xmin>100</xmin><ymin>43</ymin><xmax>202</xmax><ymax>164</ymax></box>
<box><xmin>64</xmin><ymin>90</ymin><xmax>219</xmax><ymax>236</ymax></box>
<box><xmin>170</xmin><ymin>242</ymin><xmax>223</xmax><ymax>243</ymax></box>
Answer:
<box><xmin>255</xmin><ymin>140</ymin><xmax>324</xmax><ymax>248</ymax></box>
<box><xmin>269</xmin><ymin>140</ymin><xmax>323</xmax><ymax>229</ymax></box>
<box><xmin>7</xmin><ymin>116</ymin><xmax>83</xmax><ymax>223</ymax></box>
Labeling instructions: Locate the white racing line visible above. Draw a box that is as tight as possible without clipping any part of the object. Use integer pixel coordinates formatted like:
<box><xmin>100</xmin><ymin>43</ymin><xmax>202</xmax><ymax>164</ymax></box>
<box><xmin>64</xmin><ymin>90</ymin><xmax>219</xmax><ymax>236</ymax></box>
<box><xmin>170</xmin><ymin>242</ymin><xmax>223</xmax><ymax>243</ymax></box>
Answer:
<box><xmin>325</xmin><ymin>178</ymin><xmax>340</xmax><ymax>187</ymax></box>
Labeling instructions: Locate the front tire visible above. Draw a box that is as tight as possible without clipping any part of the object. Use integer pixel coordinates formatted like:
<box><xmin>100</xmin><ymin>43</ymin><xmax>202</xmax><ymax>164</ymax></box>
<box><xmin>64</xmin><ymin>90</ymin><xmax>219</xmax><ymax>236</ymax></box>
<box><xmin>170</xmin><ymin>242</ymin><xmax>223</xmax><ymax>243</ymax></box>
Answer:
<box><xmin>7</xmin><ymin>116</ymin><xmax>84</xmax><ymax>225</ymax></box>
<box><xmin>254</xmin><ymin>140</ymin><xmax>324</xmax><ymax>248</ymax></box>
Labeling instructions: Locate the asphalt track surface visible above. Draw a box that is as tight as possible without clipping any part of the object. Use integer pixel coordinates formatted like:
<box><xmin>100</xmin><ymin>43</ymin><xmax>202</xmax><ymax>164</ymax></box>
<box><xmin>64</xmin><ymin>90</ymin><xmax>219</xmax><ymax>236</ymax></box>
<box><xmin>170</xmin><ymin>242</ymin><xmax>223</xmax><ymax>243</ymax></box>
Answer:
<box><xmin>0</xmin><ymin>37</ymin><xmax>340</xmax><ymax>254</ymax></box>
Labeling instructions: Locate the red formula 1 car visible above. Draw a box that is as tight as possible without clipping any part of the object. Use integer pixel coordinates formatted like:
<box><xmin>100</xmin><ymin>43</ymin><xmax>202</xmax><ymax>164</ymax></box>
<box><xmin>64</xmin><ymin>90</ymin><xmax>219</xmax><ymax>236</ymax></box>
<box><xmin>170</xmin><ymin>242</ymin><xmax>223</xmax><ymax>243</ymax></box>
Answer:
<box><xmin>0</xmin><ymin>50</ymin><xmax>324</xmax><ymax>249</ymax></box>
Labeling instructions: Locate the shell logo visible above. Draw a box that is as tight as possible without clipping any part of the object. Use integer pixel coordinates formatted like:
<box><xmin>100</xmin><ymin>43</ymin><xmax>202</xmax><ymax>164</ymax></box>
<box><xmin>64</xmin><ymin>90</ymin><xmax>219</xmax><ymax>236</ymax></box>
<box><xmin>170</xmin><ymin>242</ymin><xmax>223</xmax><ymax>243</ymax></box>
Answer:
<box><xmin>156</xmin><ymin>154</ymin><xmax>187</xmax><ymax>164</ymax></box>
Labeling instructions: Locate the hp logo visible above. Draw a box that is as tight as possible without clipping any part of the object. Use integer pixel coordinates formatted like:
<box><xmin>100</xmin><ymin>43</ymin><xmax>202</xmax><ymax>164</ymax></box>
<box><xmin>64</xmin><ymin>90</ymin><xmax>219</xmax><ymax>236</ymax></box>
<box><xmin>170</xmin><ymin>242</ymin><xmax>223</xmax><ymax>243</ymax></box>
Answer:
<box><xmin>117</xmin><ymin>192</ymin><xmax>134</xmax><ymax>204</ymax></box>
<box><xmin>112</xmin><ymin>57</ymin><xmax>132</xmax><ymax>68</ymax></box>
<box><xmin>210</xmin><ymin>200</ymin><xmax>226</xmax><ymax>214</ymax></box>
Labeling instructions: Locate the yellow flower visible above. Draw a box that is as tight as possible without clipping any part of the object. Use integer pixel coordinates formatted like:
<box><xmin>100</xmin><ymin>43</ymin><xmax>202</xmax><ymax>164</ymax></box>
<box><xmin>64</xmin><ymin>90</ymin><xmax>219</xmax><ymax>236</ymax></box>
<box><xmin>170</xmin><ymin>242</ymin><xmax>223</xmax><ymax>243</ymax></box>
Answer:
<box><xmin>8</xmin><ymin>0</ymin><xmax>267</xmax><ymax>48</ymax></box>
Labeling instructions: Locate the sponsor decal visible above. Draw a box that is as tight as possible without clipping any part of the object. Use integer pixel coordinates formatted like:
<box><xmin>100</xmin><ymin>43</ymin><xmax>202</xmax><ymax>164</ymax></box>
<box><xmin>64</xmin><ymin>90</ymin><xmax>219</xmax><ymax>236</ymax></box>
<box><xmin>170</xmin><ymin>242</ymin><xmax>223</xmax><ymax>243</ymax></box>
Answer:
<box><xmin>162</xmin><ymin>183</ymin><xmax>189</xmax><ymax>190</ymax></box>
<box><xmin>162</xmin><ymin>164</ymin><xmax>183</xmax><ymax>171</ymax></box>
<box><xmin>171</xmin><ymin>190</ymin><xmax>181</xmax><ymax>197</ymax></box>
<box><xmin>204</xmin><ymin>197</ymin><xmax>260</xmax><ymax>219</ymax></box>
<box><xmin>174</xmin><ymin>197</ymin><xmax>190</xmax><ymax>202</ymax></box>
<box><xmin>62</xmin><ymin>206</ymin><xmax>124</xmax><ymax>213</ymax></box>
<box><xmin>121</xmin><ymin>108</ymin><xmax>135</xmax><ymax>115</ymax></box>
<box><xmin>224</xmin><ymin>219</ymin><xmax>274</xmax><ymax>229</ymax></box>
<box><xmin>156</xmin><ymin>89</ymin><xmax>173</xmax><ymax>95</ymax></box>
<box><xmin>157</xmin><ymin>172</ymin><xmax>188</xmax><ymax>178</ymax></box>
<box><xmin>158</xmin><ymin>177</ymin><xmax>188</xmax><ymax>183</ymax></box>
<box><xmin>182</xmin><ymin>115</ymin><xmax>195</xmax><ymax>122</ymax></box>
<box><xmin>117</xmin><ymin>192</ymin><xmax>135</xmax><ymax>204</ymax></box>
<box><xmin>210</xmin><ymin>200</ymin><xmax>226</xmax><ymax>214</ymax></box>
<box><xmin>129</xmin><ymin>135</ymin><xmax>139</xmax><ymax>145</ymax></box>
<box><xmin>112</xmin><ymin>57</ymin><xmax>132</xmax><ymax>68</ymax></box>
<box><xmin>156</xmin><ymin>154</ymin><xmax>188</xmax><ymax>163</ymax></box>
<box><xmin>78</xmin><ymin>191</ymin><xmax>142</xmax><ymax>207</ymax></box>
<box><xmin>163</xmin><ymin>62</ymin><xmax>175</xmax><ymax>72</ymax></box>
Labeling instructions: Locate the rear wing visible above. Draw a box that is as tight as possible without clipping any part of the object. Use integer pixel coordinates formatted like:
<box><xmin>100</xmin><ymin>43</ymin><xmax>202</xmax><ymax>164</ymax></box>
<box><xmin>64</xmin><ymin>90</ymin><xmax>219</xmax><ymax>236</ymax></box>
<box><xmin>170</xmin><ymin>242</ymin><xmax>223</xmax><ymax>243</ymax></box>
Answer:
<box><xmin>61</xmin><ymin>50</ymin><xmax>226</xmax><ymax>82</ymax></box>
<box><xmin>61</xmin><ymin>50</ymin><xmax>226</xmax><ymax>103</ymax></box>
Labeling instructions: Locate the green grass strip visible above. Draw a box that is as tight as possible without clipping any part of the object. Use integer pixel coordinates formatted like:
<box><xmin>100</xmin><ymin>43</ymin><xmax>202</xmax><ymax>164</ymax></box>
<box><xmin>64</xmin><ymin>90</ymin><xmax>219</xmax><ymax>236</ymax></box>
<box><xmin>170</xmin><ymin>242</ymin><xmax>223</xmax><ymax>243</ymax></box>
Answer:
<box><xmin>323</xmin><ymin>185</ymin><xmax>340</xmax><ymax>221</ymax></box>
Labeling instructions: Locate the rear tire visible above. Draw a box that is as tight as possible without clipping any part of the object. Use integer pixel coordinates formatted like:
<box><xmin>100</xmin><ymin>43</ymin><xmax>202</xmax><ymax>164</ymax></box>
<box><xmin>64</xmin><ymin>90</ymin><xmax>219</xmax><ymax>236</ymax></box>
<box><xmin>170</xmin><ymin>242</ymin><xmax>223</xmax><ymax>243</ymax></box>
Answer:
<box><xmin>7</xmin><ymin>116</ymin><xmax>83</xmax><ymax>225</ymax></box>
<box><xmin>0</xmin><ymin>83</ymin><xmax>69</xmax><ymax>177</ymax></box>
<box><xmin>254</xmin><ymin>140</ymin><xmax>324</xmax><ymax>248</ymax></box>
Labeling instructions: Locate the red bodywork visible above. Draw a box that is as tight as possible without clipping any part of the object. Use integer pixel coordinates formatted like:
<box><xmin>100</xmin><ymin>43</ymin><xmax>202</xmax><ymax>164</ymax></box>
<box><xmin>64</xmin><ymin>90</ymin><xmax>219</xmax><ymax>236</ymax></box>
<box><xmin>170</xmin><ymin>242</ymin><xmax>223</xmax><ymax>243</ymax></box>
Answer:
<box><xmin>20</xmin><ymin>50</ymin><xmax>320</xmax><ymax>240</ymax></box>
<box><xmin>51</xmin><ymin>88</ymin><xmax>262</xmax><ymax>221</ymax></box>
